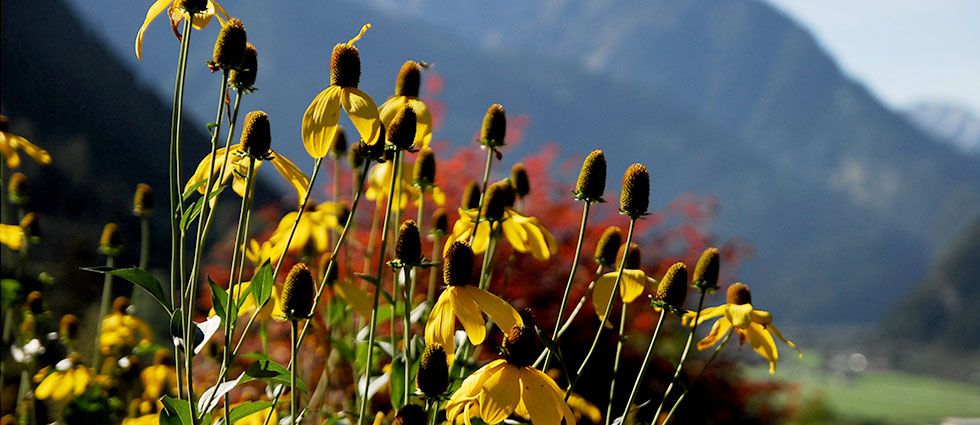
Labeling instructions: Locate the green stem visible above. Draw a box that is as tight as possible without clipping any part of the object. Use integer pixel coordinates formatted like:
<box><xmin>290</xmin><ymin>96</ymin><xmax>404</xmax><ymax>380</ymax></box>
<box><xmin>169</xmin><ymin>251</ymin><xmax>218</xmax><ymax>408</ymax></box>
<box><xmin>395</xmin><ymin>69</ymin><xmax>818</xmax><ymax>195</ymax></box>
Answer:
<box><xmin>652</xmin><ymin>289</ymin><xmax>708</xmax><ymax>421</ymax></box>
<box><xmin>426</xmin><ymin>235</ymin><xmax>442</xmax><ymax>304</ymax></box>
<box><xmin>605</xmin><ymin>303</ymin><xmax>629</xmax><ymax>425</ymax></box>
<box><xmin>401</xmin><ymin>266</ymin><xmax>412</xmax><ymax>407</ymax></box>
<box><xmin>544</xmin><ymin>201</ymin><xmax>591</xmax><ymax>370</ymax></box>
<box><xmin>661</xmin><ymin>328</ymin><xmax>734</xmax><ymax>425</ymax></box>
<box><xmin>468</xmin><ymin>147</ymin><xmax>494</xmax><ymax>246</ymax></box>
<box><xmin>92</xmin><ymin>255</ymin><xmax>115</xmax><ymax>368</ymax></box>
<box><xmin>169</xmin><ymin>18</ymin><xmax>192</xmax><ymax>325</ymax></box>
<box><xmin>567</xmin><ymin>218</ymin><xmax>636</xmax><ymax>399</ymax></box>
<box><xmin>618</xmin><ymin>309</ymin><xmax>667</xmax><ymax>423</ymax></box>
<box><xmin>139</xmin><ymin>217</ymin><xmax>150</xmax><ymax>271</ymax></box>
<box><xmin>290</xmin><ymin>319</ymin><xmax>299</xmax><ymax>425</ymax></box>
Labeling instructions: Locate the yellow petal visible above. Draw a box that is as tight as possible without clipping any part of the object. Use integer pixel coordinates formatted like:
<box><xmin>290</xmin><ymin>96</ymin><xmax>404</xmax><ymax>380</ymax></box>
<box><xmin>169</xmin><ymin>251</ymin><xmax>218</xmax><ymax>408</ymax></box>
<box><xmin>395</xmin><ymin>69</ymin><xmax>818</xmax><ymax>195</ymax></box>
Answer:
<box><xmin>72</xmin><ymin>367</ymin><xmax>91</xmax><ymax>395</ymax></box>
<box><xmin>761</xmin><ymin>320</ymin><xmax>802</xmax><ymax>358</ymax></box>
<box><xmin>431</xmin><ymin>186</ymin><xmax>446</xmax><ymax>205</ymax></box>
<box><xmin>682</xmin><ymin>304</ymin><xmax>727</xmax><ymax>327</ymax></box>
<box><xmin>341</xmin><ymin>88</ymin><xmax>381</xmax><ymax>146</ymax></box>
<box><xmin>465</xmin><ymin>286</ymin><xmax>523</xmax><ymax>335</ymax></box>
<box><xmin>9</xmin><ymin>134</ymin><xmax>50</xmax><ymax>165</ymax></box>
<box><xmin>697</xmin><ymin>317</ymin><xmax>731</xmax><ymax>351</ymax></box>
<box><xmin>471</xmin><ymin>221</ymin><xmax>492</xmax><ymax>254</ymax></box>
<box><xmin>726</xmin><ymin>303</ymin><xmax>754</xmax><ymax>328</ymax></box>
<box><xmin>446</xmin><ymin>360</ymin><xmax>507</xmax><ymax>422</ymax></box>
<box><xmin>745</xmin><ymin>323</ymin><xmax>779</xmax><ymax>373</ymax></box>
<box><xmin>521</xmin><ymin>215</ymin><xmax>557</xmax><ymax>260</ymax></box>
<box><xmin>336</xmin><ymin>281</ymin><xmax>373</xmax><ymax>319</ymax></box>
<box><xmin>592</xmin><ymin>273</ymin><xmax>617</xmax><ymax>323</ymax></box>
<box><xmin>135</xmin><ymin>0</ymin><xmax>172</xmax><ymax>60</ymax></box>
<box><xmin>501</xmin><ymin>219</ymin><xmax>530</xmax><ymax>253</ymax></box>
<box><xmin>51</xmin><ymin>372</ymin><xmax>74</xmax><ymax>400</ymax></box>
<box><xmin>425</xmin><ymin>290</ymin><xmax>458</xmax><ymax>364</ymax></box>
<box><xmin>209</xmin><ymin>0</ymin><xmax>230</xmax><ymax>23</ymax></box>
<box><xmin>478</xmin><ymin>365</ymin><xmax>520</xmax><ymax>424</ymax></box>
<box><xmin>269</xmin><ymin>150</ymin><xmax>311</xmax><ymax>205</ymax></box>
<box><xmin>188</xmin><ymin>4</ymin><xmax>214</xmax><ymax>30</ymax></box>
<box><xmin>0</xmin><ymin>224</ymin><xmax>24</xmax><ymax>251</ymax></box>
<box><xmin>450</xmin><ymin>285</ymin><xmax>486</xmax><ymax>346</ymax></box>
<box><xmin>378</xmin><ymin>96</ymin><xmax>408</xmax><ymax>127</ymax></box>
<box><xmin>619</xmin><ymin>269</ymin><xmax>647</xmax><ymax>303</ymax></box>
<box><xmin>185</xmin><ymin>145</ymin><xmax>235</xmax><ymax>195</ymax></box>
<box><xmin>35</xmin><ymin>372</ymin><xmax>59</xmax><ymax>400</ymax></box>
<box><xmin>232</xmin><ymin>159</ymin><xmax>262</xmax><ymax>198</ymax></box>
<box><xmin>408</xmin><ymin>98</ymin><xmax>433</xmax><ymax>148</ymax></box>
<box><xmin>302</xmin><ymin>87</ymin><xmax>343</xmax><ymax>159</ymax></box>
<box><xmin>519</xmin><ymin>369</ymin><xmax>561</xmax><ymax>425</ymax></box>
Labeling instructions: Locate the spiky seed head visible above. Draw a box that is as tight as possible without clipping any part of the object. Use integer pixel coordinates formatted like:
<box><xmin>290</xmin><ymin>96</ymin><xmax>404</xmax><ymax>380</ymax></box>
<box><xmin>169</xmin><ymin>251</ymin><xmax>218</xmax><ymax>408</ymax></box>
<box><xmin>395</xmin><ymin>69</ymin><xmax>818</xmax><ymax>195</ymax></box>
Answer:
<box><xmin>26</xmin><ymin>291</ymin><xmax>43</xmax><ymax>315</ymax></box>
<box><xmin>154</xmin><ymin>349</ymin><xmax>173</xmax><ymax>366</ymax></box>
<box><xmin>431</xmin><ymin>208</ymin><xmax>448</xmax><ymax>235</ymax></box>
<box><xmin>481</xmin><ymin>104</ymin><xmax>506</xmax><ymax>146</ymax></box>
<box><xmin>693</xmin><ymin>247</ymin><xmax>721</xmax><ymax>288</ymax></box>
<box><xmin>133</xmin><ymin>183</ymin><xmax>154</xmax><ymax>218</ymax></box>
<box><xmin>387</xmin><ymin>105</ymin><xmax>417</xmax><ymax>151</ymax></box>
<box><xmin>395</xmin><ymin>61</ymin><xmax>422</xmax><ymax>98</ymax></box>
<box><xmin>241</xmin><ymin>111</ymin><xmax>272</xmax><ymax>158</ymax></box>
<box><xmin>594</xmin><ymin>226</ymin><xmax>623</xmax><ymax>268</ymax></box>
<box><xmin>461</xmin><ymin>181</ymin><xmax>481</xmax><ymax>210</ymax></box>
<box><xmin>349</xmin><ymin>142</ymin><xmax>367</xmax><ymax>168</ymax></box>
<box><xmin>503</xmin><ymin>324</ymin><xmax>538</xmax><ymax>368</ymax></box>
<box><xmin>443</xmin><ymin>241</ymin><xmax>474</xmax><ymax>286</ymax></box>
<box><xmin>281</xmin><ymin>263</ymin><xmax>316</xmax><ymax>320</ymax></box>
<box><xmin>576</xmin><ymin>150</ymin><xmax>606</xmax><ymax>202</ymax></box>
<box><xmin>396</xmin><ymin>220</ymin><xmax>422</xmax><ymax>265</ymax></box>
<box><xmin>229</xmin><ymin>42</ymin><xmax>258</xmax><ymax>88</ymax></box>
<box><xmin>417</xmin><ymin>343</ymin><xmax>449</xmax><ymax>397</ymax></box>
<box><xmin>100</xmin><ymin>223</ymin><xmax>123</xmax><ymax>255</ymax></box>
<box><xmin>617</xmin><ymin>242</ymin><xmax>641</xmax><ymax>270</ymax></box>
<box><xmin>330</xmin><ymin>43</ymin><xmax>361</xmax><ymax>88</ymax></box>
<box><xmin>499</xmin><ymin>179</ymin><xmax>517</xmax><ymax>208</ymax></box>
<box><xmin>620</xmin><ymin>163</ymin><xmax>649</xmax><ymax>217</ymax></box>
<box><xmin>656</xmin><ymin>262</ymin><xmax>688</xmax><ymax>311</ymax></box>
<box><xmin>511</xmin><ymin>163</ymin><xmax>530</xmax><ymax>198</ymax></box>
<box><xmin>59</xmin><ymin>314</ymin><xmax>80</xmax><ymax>340</ymax></box>
<box><xmin>481</xmin><ymin>181</ymin><xmax>509</xmax><ymax>221</ymax></box>
<box><xmin>112</xmin><ymin>296</ymin><xmax>131</xmax><ymax>314</ymax></box>
<box><xmin>727</xmin><ymin>283</ymin><xmax>752</xmax><ymax>305</ymax></box>
<box><xmin>19</xmin><ymin>213</ymin><xmax>39</xmax><ymax>238</ymax></box>
<box><xmin>175</xmin><ymin>0</ymin><xmax>207</xmax><ymax>13</ymax></box>
<box><xmin>8</xmin><ymin>172</ymin><xmax>28</xmax><ymax>206</ymax></box>
<box><xmin>361</xmin><ymin>124</ymin><xmax>388</xmax><ymax>162</ymax></box>
<box><xmin>331</xmin><ymin>127</ymin><xmax>348</xmax><ymax>157</ymax></box>
<box><xmin>212</xmin><ymin>18</ymin><xmax>247</xmax><ymax>69</ymax></box>
<box><xmin>413</xmin><ymin>147</ymin><xmax>437</xmax><ymax>186</ymax></box>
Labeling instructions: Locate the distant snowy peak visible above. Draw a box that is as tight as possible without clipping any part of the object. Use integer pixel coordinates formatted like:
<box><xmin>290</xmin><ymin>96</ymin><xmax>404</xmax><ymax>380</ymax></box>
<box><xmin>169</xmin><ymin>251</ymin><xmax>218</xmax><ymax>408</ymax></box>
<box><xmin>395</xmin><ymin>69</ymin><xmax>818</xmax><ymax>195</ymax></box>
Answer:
<box><xmin>905</xmin><ymin>102</ymin><xmax>980</xmax><ymax>155</ymax></box>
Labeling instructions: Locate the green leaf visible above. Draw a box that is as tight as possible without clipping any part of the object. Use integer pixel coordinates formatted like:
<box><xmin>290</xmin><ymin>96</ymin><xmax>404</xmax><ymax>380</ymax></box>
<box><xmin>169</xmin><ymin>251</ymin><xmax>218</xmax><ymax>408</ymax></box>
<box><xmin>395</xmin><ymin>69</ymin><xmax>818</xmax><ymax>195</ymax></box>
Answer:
<box><xmin>355</xmin><ymin>273</ymin><xmax>379</xmax><ymax>286</ymax></box>
<box><xmin>330</xmin><ymin>337</ymin><xmax>355</xmax><ymax>362</ymax></box>
<box><xmin>390</xmin><ymin>355</ymin><xmax>406</xmax><ymax>409</ymax></box>
<box><xmin>160</xmin><ymin>396</ymin><xmax>192</xmax><ymax>425</ymax></box>
<box><xmin>250</xmin><ymin>261</ymin><xmax>274</xmax><ymax>309</ymax></box>
<box><xmin>180</xmin><ymin>185</ymin><xmax>226</xmax><ymax>231</ymax></box>
<box><xmin>241</xmin><ymin>360</ymin><xmax>307</xmax><ymax>393</ymax></box>
<box><xmin>209</xmin><ymin>276</ymin><xmax>230</xmax><ymax>322</ymax></box>
<box><xmin>225</xmin><ymin>401</ymin><xmax>274</xmax><ymax>425</ymax></box>
<box><xmin>182</xmin><ymin>179</ymin><xmax>208</xmax><ymax>201</ymax></box>
<box><xmin>82</xmin><ymin>267</ymin><xmax>170</xmax><ymax>314</ymax></box>
<box><xmin>1</xmin><ymin>279</ymin><xmax>21</xmax><ymax>310</ymax></box>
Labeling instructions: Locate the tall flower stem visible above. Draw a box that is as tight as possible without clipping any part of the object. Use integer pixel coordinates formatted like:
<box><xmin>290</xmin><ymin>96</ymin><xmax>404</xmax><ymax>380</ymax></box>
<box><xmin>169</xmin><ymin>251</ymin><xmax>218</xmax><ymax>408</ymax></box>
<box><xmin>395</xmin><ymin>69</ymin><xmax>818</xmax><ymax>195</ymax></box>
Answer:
<box><xmin>363</xmin><ymin>195</ymin><xmax>383</xmax><ymax>273</ymax></box>
<box><xmin>358</xmin><ymin>151</ymin><xmax>402</xmax><ymax>425</ymax></box>
<box><xmin>401</xmin><ymin>266</ymin><xmax>413</xmax><ymax>407</ymax></box>
<box><xmin>618</xmin><ymin>309</ymin><xmax>667</xmax><ymax>423</ymax></box>
<box><xmin>331</xmin><ymin>155</ymin><xmax>342</xmax><ymax>246</ymax></box>
<box><xmin>426</xmin><ymin>234</ymin><xmax>442</xmax><ymax>304</ymax></box>
<box><xmin>544</xmin><ymin>201</ymin><xmax>591</xmax><ymax>370</ymax></box>
<box><xmin>169</xmin><ymin>18</ymin><xmax>192</xmax><ymax>317</ymax></box>
<box><xmin>138</xmin><ymin>217</ymin><xmax>150</xmax><ymax>271</ymax></box>
<box><xmin>651</xmin><ymin>289</ymin><xmax>708</xmax><ymax>420</ymax></box>
<box><xmin>533</xmin><ymin>264</ymin><xmax>603</xmax><ymax>368</ymax></box>
<box><xmin>661</xmin><ymin>328</ymin><xmax>734</xmax><ymax>425</ymax></box>
<box><xmin>290</xmin><ymin>319</ymin><xmax>300</xmax><ymax>425</ymax></box>
<box><xmin>605</xmin><ymin>303</ymin><xmax>630</xmax><ymax>425</ymax></box>
<box><xmin>468</xmin><ymin>148</ymin><xmax>494</xmax><ymax>246</ymax></box>
<box><xmin>567</xmin><ymin>218</ymin><xmax>636</xmax><ymax>399</ymax></box>
<box><xmin>92</xmin><ymin>255</ymin><xmax>115</xmax><ymax>368</ymax></box>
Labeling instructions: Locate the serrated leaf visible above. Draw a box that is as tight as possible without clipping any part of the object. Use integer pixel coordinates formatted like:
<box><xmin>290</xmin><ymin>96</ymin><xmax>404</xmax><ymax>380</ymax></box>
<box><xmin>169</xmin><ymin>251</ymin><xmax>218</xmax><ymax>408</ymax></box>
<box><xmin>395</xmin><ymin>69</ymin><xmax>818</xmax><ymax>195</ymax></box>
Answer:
<box><xmin>250</xmin><ymin>261</ymin><xmax>274</xmax><ymax>308</ymax></box>
<box><xmin>241</xmin><ymin>360</ymin><xmax>307</xmax><ymax>393</ymax></box>
<box><xmin>82</xmin><ymin>267</ymin><xmax>171</xmax><ymax>314</ymax></box>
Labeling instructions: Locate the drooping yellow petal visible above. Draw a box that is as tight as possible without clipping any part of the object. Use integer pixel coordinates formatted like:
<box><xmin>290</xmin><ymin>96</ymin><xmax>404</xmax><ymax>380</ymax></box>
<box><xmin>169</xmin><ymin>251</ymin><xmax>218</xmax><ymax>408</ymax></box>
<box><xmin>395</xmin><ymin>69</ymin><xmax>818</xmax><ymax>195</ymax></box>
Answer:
<box><xmin>682</xmin><ymin>304</ymin><xmax>727</xmax><ymax>327</ymax></box>
<box><xmin>341</xmin><ymin>88</ymin><xmax>381</xmax><ymax>146</ymax></box>
<box><xmin>9</xmin><ymin>134</ymin><xmax>50</xmax><ymax>165</ymax></box>
<box><xmin>592</xmin><ymin>272</ymin><xmax>617</xmax><ymax>323</ymax></box>
<box><xmin>185</xmin><ymin>145</ymin><xmax>236</xmax><ymax>195</ymax></box>
<box><xmin>619</xmin><ymin>269</ymin><xmax>647</xmax><ymax>303</ymax></box>
<box><xmin>697</xmin><ymin>317</ymin><xmax>732</xmax><ymax>351</ymax></box>
<box><xmin>0</xmin><ymin>224</ymin><xmax>24</xmax><ymax>251</ymax></box>
<box><xmin>478</xmin><ymin>364</ymin><xmax>520</xmax><ymax>424</ymax></box>
<box><xmin>135</xmin><ymin>0</ymin><xmax>171</xmax><ymax>60</ymax></box>
<box><xmin>519</xmin><ymin>369</ymin><xmax>561</xmax><ymax>425</ymax></box>
<box><xmin>268</xmin><ymin>150</ymin><xmax>311</xmax><ymax>205</ymax></box>
<box><xmin>726</xmin><ymin>303</ymin><xmax>755</xmax><ymax>328</ymax></box>
<box><xmin>450</xmin><ymin>285</ymin><xmax>486</xmax><ymax>346</ymax></box>
<box><xmin>521</xmin><ymin>215</ymin><xmax>557</xmax><ymax>260</ymax></box>
<box><xmin>501</xmin><ymin>218</ymin><xmax>529</xmax><ymax>253</ymax></box>
<box><xmin>188</xmin><ymin>3</ymin><xmax>215</xmax><ymax>30</ymax></box>
<box><xmin>446</xmin><ymin>360</ymin><xmax>507</xmax><ymax>421</ymax></box>
<box><xmin>231</xmin><ymin>159</ymin><xmax>262</xmax><ymax>197</ymax></box>
<box><xmin>0</xmin><ymin>133</ymin><xmax>20</xmax><ymax>167</ymax></box>
<box><xmin>51</xmin><ymin>371</ymin><xmax>74</xmax><ymax>400</ymax></box>
<box><xmin>72</xmin><ymin>367</ymin><xmax>90</xmax><ymax>395</ymax></box>
<box><xmin>530</xmin><ymin>368</ymin><xmax>576</xmax><ymax>425</ymax></box>
<box><xmin>425</xmin><ymin>289</ymin><xmax>458</xmax><ymax>364</ymax></box>
<box><xmin>34</xmin><ymin>372</ymin><xmax>59</xmax><ymax>400</ymax></box>
<box><xmin>757</xmin><ymin>317</ymin><xmax>802</xmax><ymax>358</ymax></box>
<box><xmin>335</xmin><ymin>281</ymin><xmax>373</xmax><ymax>318</ymax></box>
<box><xmin>465</xmin><ymin>286</ymin><xmax>523</xmax><ymax>335</ymax></box>
<box><xmin>302</xmin><ymin>86</ymin><xmax>343</xmax><ymax>159</ymax></box>
<box><xmin>745</xmin><ymin>323</ymin><xmax>779</xmax><ymax>373</ymax></box>
<box><xmin>209</xmin><ymin>0</ymin><xmax>230</xmax><ymax>24</ymax></box>
<box><xmin>346</xmin><ymin>24</ymin><xmax>371</xmax><ymax>46</ymax></box>
<box><xmin>470</xmin><ymin>221</ymin><xmax>493</xmax><ymax>254</ymax></box>
<box><xmin>431</xmin><ymin>186</ymin><xmax>446</xmax><ymax>205</ymax></box>
<box><xmin>407</xmin><ymin>98</ymin><xmax>433</xmax><ymax>147</ymax></box>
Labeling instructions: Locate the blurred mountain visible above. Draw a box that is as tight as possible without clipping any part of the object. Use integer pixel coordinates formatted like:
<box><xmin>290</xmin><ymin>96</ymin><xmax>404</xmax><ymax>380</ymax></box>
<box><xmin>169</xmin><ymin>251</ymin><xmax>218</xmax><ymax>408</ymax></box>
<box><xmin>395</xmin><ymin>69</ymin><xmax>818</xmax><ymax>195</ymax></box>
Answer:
<box><xmin>39</xmin><ymin>0</ymin><xmax>978</xmax><ymax>325</ymax></box>
<box><xmin>904</xmin><ymin>101</ymin><xmax>980</xmax><ymax>155</ymax></box>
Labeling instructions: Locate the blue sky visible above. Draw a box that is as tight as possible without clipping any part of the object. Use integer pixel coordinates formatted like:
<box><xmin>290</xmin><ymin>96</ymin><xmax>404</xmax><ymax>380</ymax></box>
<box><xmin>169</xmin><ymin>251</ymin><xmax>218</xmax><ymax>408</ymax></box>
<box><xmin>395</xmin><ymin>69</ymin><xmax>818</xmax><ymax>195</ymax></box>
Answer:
<box><xmin>764</xmin><ymin>0</ymin><xmax>980</xmax><ymax>114</ymax></box>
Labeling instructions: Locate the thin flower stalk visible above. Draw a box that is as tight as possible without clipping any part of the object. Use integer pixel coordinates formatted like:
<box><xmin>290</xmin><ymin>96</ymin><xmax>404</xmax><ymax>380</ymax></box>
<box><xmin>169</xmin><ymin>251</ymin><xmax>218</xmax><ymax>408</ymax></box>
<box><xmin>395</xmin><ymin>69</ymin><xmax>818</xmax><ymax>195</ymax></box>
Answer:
<box><xmin>426</xmin><ymin>233</ymin><xmax>443</xmax><ymax>304</ymax></box>
<box><xmin>650</xmin><ymin>288</ymin><xmax>708</xmax><ymax>420</ymax></box>
<box><xmin>138</xmin><ymin>216</ymin><xmax>150</xmax><ymax>271</ymax></box>
<box><xmin>170</xmin><ymin>18</ymin><xmax>193</xmax><ymax>322</ymax></box>
<box><xmin>468</xmin><ymin>147</ymin><xmax>494</xmax><ymax>246</ymax></box>
<box><xmin>567</xmin><ymin>218</ymin><xmax>636</xmax><ymax>399</ymax></box>
<box><xmin>534</xmin><ymin>264</ymin><xmax>603</xmax><ymax>368</ymax></box>
<box><xmin>606</xmin><ymin>302</ymin><xmax>630</xmax><ymax>425</ymax></box>
<box><xmin>661</xmin><ymin>327</ymin><xmax>735</xmax><ymax>425</ymax></box>
<box><xmin>543</xmin><ymin>201</ymin><xmax>591</xmax><ymax>370</ymax></box>
<box><xmin>618</xmin><ymin>309</ymin><xmax>668</xmax><ymax>423</ymax></box>
<box><xmin>401</xmin><ymin>266</ymin><xmax>413</xmax><ymax>406</ymax></box>
<box><xmin>92</xmin><ymin>254</ymin><xmax>115</xmax><ymax>369</ymax></box>
<box><xmin>290</xmin><ymin>319</ymin><xmax>299</xmax><ymax>425</ymax></box>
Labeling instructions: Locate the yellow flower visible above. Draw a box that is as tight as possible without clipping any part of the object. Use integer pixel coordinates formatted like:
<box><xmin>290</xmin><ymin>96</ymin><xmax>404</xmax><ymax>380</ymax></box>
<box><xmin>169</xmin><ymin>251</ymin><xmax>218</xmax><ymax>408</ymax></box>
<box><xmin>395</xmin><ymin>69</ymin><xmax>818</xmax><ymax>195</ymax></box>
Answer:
<box><xmin>591</xmin><ymin>270</ymin><xmax>650</xmax><ymax>324</ymax></box>
<box><xmin>184</xmin><ymin>143</ymin><xmax>309</xmax><ymax>205</ymax></box>
<box><xmin>0</xmin><ymin>224</ymin><xmax>24</xmax><ymax>251</ymax></box>
<box><xmin>302</xmin><ymin>25</ymin><xmax>381</xmax><ymax>159</ymax></box>
<box><xmin>212</xmin><ymin>403</ymin><xmax>278</xmax><ymax>425</ymax></box>
<box><xmin>0</xmin><ymin>117</ymin><xmax>51</xmax><ymax>168</ymax></box>
<box><xmin>445</xmin><ymin>207</ymin><xmax>557</xmax><ymax>261</ymax></box>
<box><xmin>140</xmin><ymin>364</ymin><xmax>177</xmax><ymax>399</ymax></box>
<box><xmin>134</xmin><ymin>0</ymin><xmax>229</xmax><ymax>60</ymax></box>
<box><xmin>208</xmin><ymin>280</ymin><xmax>283</xmax><ymax>322</ymax></box>
<box><xmin>123</xmin><ymin>414</ymin><xmax>159</xmax><ymax>425</ymax></box>
<box><xmin>683</xmin><ymin>283</ymin><xmax>801</xmax><ymax>373</ymax></box>
<box><xmin>378</xmin><ymin>61</ymin><xmax>433</xmax><ymax>148</ymax></box>
<box><xmin>34</xmin><ymin>357</ymin><xmax>92</xmax><ymax>401</ymax></box>
<box><xmin>365</xmin><ymin>161</ymin><xmax>446</xmax><ymax>211</ymax></box>
<box><xmin>266</xmin><ymin>202</ymin><xmax>342</xmax><ymax>259</ymax></box>
<box><xmin>100</xmin><ymin>312</ymin><xmax>153</xmax><ymax>355</ymax></box>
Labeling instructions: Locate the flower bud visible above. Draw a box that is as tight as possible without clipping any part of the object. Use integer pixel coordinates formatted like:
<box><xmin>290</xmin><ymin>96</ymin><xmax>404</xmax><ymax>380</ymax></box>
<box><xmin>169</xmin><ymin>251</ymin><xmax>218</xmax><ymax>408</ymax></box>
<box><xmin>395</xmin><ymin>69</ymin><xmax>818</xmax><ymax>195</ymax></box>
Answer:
<box><xmin>594</xmin><ymin>226</ymin><xmax>622</xmax><ymax>268</ymax></box>
<box><xmin>212</xmin><ymin>18</ymin><xmax>247</xmax><ymax>70</ymax></box>
<box><xmin>281</xmin><ymin>263</ymin><xmax>316</xmax><ymax>320</ymax></box>
<box><xmin>229</xmin><ymin>42</ymin><xmax>258</xmax><ymax>89</ymax></box>
<box><xmin>113</xmin><ymin>296</ymin><xmax>131</xmax><ymax>314</ymax></box>
<box><xmin>393</xmin><ymin>405</ymin><xmax>427</xmax><ymax>425</ymax></box>
<box><xmin>19</xmin><ymin>213</ymin><xmax>39</xmax><ymax>239</ymax></box>
<box><xmin>241</xmin><ymin>111</ymin><xmax>272</xmax><ymax>158</ymax></box>
<box><xmin>693</xmin><ymin>247</ymin><xmax>720</xmax><ymax>289</ymax></box>
<box><xmin>395</xmin><ymin>61</ymin><xmax>422</xmax><ymax>98</ymax></box>
<box><xmin>481</xmin><ymin>104</ymin><xmax>506</xmax><ymax>147</ymax></box>
<box><xmin>26</xmin><ymin>291</ymin><xmax>44</xmax><ymax>316</ymax></box>
<box><xmin>461</xmin><ymin>181</ymin><xmax>481</xmax><ymax>210</ymax></box>
<box><xmin>503</xmin><ymin>324</ymin><xmax>537</xmax><ymax>368</ymax></box>
<box><xmin>510</xmin><ymin>163</ymin><xmax>530</xmax><ymax>199</ymax></box>
<box><xmin>727</xmin><ymin>283</ymin><xmax>752</xmax><ymax>306</ymax></box>
<box><xmin>481</xmin><ymin>181</ymin><xmax>509</xmax><ymax>221</ymax></box>
<box><xmin>575</xmin><ymin>149</ymin><xmax>606</xmax><ymax>202</ymax></box>
<box><xmin>100</xmin><ymin>223</ymin><xmax>123</xmax><ymax>255</ymax></box>
<box><xmin>395</xmin><ymin>220</ymin><xmax>422</xmax><ymax>265</ymax></box>
<box><xmin>8</xmin><ymin>173</ymin><xmax>28</xmax><ymax>206</ymax></box>
<box><xmin>655</xmin><ymin>262</ymin><xmax>688</xmax><ymax>311</ymax></box>
<box><xmin>416</xmin><ymin>343</ymin><xmax>449</xmax><ymax>397</ymax></box>
<box><xmin>133</xmin><ymin>183</ymin><xmax>154</xmax><ymax>218</ymax></box>
<box><xmin>616</xmin><ymin>242</ymin><xmax>641</xmax><ymax>270</ymax></box>
<box><xmin>60</xmin><ymin>314</ymin><xmax>80</xmax><ymax>341</ymax></box>
<box><xmin>443</xmin><ymin>241</ymin><xmax>473</xmax><ymax>287</ymax></box>
<box><xmin>413</xmin><ymin>147</ymin><xmax>436</xmax><ymax>187</ymax></box>
<box><xmin>331</xmin><ymin>127</ymin><xmax>348</xmax><ymax>158</ymax></box>
<box><xmin>620</xmin><ymin>163</ymin><xmax>649</xmax><ymax>217</ymax></box>
<box><xmin>430</xmin><ymin>208</ymin><xmax>448</xmax><ymax>235</ymax></box>
<box><xmin>331</xmin><ymin>44</ymin><xmax>360</xmax><ymax>88</ymax></box>
<box><xmin>387</xmin><ymin>105</ymin><xmax>417</xmax><ymax>151</ymax></box>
